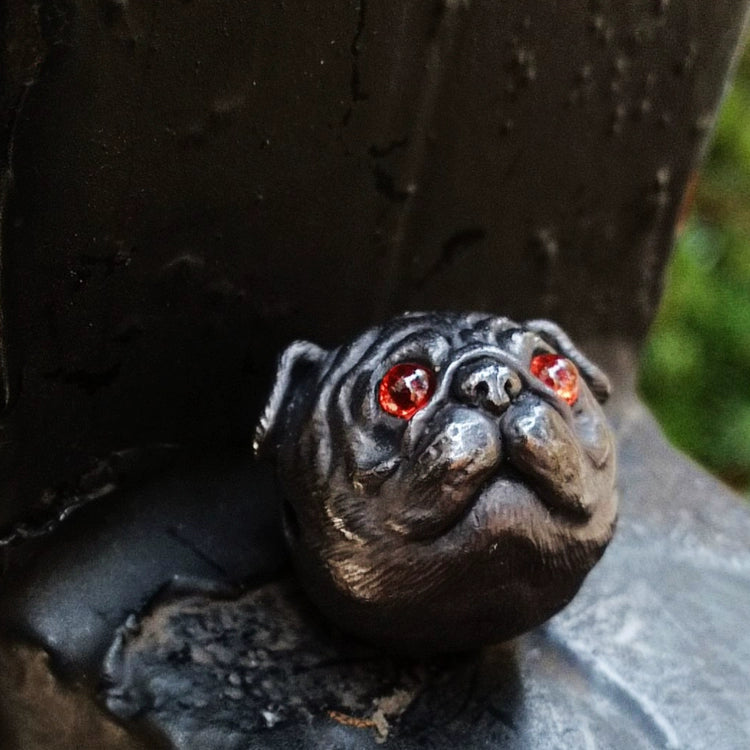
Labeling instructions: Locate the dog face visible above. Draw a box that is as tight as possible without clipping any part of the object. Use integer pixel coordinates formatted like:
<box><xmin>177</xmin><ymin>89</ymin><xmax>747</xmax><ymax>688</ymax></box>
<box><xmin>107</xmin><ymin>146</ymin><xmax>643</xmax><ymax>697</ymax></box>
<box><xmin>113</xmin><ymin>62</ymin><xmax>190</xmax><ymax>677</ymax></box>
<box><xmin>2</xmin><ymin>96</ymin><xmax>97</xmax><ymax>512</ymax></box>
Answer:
<box><xmin>256</xmin><ymin>312</ymin><xmax>617</xmax><ymax>653</ymax></box>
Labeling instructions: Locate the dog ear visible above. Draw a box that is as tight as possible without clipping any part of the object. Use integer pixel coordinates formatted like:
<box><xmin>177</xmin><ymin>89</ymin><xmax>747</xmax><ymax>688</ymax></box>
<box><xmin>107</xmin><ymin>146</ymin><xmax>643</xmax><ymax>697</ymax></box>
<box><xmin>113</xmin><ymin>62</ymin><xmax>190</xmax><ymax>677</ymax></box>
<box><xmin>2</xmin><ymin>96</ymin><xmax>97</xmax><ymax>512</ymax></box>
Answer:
<box><xmin>253</xmin><ymin>340</ymin><xmax>328</xmax><ymax>458</ymax></box>
<box><xmin>523</xmin><ymin>319</ymin><xmax>611</xmax><ymax>404</ymax></box>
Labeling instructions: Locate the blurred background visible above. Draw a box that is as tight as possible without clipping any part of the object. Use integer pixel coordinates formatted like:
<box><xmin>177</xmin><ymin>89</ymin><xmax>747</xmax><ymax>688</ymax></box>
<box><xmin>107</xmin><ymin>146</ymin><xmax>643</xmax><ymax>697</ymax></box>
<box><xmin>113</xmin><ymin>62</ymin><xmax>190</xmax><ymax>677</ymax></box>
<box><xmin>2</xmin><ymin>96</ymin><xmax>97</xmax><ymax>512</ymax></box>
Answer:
<box><xmin>639</xmin><ymin>40</ymin><xmax>750</xmax><ymax>496</ymax></box>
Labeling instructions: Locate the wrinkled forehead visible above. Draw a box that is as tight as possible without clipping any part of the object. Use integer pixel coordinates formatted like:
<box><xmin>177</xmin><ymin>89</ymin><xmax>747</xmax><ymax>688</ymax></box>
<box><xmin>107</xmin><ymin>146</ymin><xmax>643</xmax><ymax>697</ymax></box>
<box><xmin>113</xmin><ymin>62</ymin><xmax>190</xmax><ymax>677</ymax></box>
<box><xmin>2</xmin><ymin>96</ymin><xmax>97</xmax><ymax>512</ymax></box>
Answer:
<box><xmin>323</xmin><ymin>312</ymin><xmax>549</xmax><ymax>386</ymax></box>
<box><xmin>379</xmin><ymin>311</ymin><xmax>513</xmax><ymax>343</ymax></box>
<box><xmin>363</xmin><ymin>311</ymin><xmax>545</xmax><ymax>359</ymax></box>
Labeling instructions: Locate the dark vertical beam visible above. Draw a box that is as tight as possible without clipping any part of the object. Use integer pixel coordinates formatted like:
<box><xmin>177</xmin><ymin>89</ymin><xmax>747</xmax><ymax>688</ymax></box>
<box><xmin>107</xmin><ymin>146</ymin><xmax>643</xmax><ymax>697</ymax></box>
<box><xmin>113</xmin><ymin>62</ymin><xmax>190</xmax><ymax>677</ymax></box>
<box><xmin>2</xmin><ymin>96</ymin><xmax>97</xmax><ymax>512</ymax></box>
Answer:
<box><xmin>0</xmin><ymin>0</ymin><xmax>748</xmax><ymax>538</ymax></box>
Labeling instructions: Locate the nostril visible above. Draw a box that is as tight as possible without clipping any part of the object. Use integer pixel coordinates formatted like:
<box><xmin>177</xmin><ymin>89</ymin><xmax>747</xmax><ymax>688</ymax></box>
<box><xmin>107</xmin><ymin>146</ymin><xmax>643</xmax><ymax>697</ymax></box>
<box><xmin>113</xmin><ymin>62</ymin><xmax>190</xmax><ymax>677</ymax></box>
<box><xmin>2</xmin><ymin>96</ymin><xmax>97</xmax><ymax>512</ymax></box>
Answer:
<box><xmin>474</xmin><ymin>382</ymin><xmax>490</xmax><ymax>400</ymax></box>
<box><xmin>454</xmin><ymin>359</ymin><xmax>521</xmax><ymax>416</ymax></box>
<box><xmin>504</xmin><ymin>373</ymin><xmax>522</xmax><ymax>398</ymax></box>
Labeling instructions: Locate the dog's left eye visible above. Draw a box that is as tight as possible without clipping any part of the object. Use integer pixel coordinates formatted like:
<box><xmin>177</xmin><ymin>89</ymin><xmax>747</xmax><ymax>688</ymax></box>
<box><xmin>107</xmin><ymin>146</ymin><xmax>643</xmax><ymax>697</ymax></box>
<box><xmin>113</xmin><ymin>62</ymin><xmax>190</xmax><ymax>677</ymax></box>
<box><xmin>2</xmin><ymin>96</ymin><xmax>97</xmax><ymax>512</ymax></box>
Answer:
<box><xmin>530</xmin><ymin>353</ymin><xmax>579</xmax><ymax>405</ymax></box>
<box><xmin>378</xmin><ymin>363</ymin><xmax>436</xmax><ymax>419</ymax></box>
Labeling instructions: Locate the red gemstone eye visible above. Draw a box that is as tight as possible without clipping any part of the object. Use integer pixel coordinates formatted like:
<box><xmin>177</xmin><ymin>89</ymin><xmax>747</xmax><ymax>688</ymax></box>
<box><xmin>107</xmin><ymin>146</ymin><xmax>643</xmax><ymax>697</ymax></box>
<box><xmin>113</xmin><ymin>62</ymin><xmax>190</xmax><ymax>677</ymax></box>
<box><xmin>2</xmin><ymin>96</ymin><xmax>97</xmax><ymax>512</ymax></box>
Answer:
<box><xmin>530</xmin><ymin>353</ymin><xmax>579</xmax><ymax>405</ymax></box>
<box><xmin>378</xmin><ymin>363</ymin><xmax>436</xmax><ymax>419</ymax></box>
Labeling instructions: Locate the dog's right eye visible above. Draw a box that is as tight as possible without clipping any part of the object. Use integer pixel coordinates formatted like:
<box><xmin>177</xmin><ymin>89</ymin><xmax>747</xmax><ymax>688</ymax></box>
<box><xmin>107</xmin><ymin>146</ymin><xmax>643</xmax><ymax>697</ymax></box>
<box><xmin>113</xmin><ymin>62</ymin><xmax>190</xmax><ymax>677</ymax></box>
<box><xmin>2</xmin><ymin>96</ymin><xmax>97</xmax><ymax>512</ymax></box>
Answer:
<box><xmin>378</xmin><ymin>363</ymin><xmax>436</xmax><ymax>419</ymax></box>
<box><xmin>530</xmin><ymin>353</ymin><xmax>579</xmax><ymax>405</ymax></box>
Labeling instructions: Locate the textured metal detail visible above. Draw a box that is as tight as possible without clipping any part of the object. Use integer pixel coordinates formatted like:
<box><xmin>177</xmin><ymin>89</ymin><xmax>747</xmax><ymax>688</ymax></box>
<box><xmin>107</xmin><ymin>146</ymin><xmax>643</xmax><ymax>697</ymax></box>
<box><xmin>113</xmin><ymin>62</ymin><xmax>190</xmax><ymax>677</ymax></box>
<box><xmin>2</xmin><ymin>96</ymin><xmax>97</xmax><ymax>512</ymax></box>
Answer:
<box><xmin>256</xmin><ymin>311</ymin><xmax>617</xmax><ymax>653</ymax></box>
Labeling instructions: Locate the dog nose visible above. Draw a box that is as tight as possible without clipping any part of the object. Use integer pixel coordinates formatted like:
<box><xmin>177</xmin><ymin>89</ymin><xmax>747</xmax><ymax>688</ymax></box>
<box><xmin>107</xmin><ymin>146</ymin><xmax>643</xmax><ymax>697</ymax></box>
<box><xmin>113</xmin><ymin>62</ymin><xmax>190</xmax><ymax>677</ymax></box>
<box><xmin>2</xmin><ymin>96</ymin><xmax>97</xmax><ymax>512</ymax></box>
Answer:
<box><xmin>453</xmin><ymin>358</ymin><xmax>522</xmax><ymax>415</ymax></box>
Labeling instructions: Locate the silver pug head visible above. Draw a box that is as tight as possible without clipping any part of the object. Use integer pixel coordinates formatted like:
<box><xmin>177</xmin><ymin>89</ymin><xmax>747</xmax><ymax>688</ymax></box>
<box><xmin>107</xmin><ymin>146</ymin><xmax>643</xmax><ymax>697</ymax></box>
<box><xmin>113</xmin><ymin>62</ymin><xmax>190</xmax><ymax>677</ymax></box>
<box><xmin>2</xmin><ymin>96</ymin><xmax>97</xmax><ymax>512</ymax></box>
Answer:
<box><xmin>255</xmin><ymin>312</ymin><xmax>617</xmax><ymax>653</ymax></box>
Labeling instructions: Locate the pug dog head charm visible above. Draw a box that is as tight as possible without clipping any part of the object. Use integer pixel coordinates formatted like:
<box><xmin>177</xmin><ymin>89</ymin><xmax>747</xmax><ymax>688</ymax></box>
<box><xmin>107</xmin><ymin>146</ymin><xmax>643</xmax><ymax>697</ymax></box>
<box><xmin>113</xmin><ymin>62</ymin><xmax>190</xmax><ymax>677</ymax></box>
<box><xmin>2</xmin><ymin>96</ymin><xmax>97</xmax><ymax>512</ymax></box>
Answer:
<box><xmin>255</xmin><ymin>312</ymin><xmax>617</xmax><ymax>654</ymax></box>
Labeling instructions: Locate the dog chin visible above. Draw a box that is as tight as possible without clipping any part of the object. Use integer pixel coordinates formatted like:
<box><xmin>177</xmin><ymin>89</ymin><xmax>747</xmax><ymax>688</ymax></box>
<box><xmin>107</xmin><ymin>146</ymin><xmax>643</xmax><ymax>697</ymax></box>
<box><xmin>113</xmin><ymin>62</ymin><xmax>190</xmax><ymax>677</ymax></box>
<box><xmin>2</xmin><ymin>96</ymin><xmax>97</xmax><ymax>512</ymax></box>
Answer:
<box><xmin>459</xmin><ymin>471</ymin><xmax>616</xmax><ymax>562</ymax></box>
<box><xmin>405</xmin><ymin>436</ymin><xmax>594</xmax><ymax>539</ymax></box>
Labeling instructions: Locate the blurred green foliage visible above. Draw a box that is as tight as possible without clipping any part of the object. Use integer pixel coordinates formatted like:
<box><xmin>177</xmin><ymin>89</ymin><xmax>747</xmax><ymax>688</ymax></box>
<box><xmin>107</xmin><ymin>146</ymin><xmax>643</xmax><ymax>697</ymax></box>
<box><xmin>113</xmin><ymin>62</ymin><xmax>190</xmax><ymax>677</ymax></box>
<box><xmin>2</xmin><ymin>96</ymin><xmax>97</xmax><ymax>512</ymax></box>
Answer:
<box><xmin>639</xmin><ymin>44</ymin><xmax>750</xmax><ymax>492</ymax></box>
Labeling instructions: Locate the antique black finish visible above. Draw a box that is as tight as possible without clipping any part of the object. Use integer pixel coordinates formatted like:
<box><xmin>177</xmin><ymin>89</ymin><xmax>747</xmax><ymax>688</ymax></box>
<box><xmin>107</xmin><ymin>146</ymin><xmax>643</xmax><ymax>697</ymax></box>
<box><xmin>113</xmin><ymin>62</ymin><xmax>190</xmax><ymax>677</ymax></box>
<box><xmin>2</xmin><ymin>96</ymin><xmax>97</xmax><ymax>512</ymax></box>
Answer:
<box><xmin>255</xmin><ymin>312</ymin><xmax>617</xmax><ymax>652</ymax></box>
<box><xmin>0</xmin><ymin>0</ymin><xmax>747</xmax><ymax>539</ymax></box>
<box><xmin>2</xmin><ymin>2</ymin><xmax>750</xmax><ymax>749</ymax></box>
